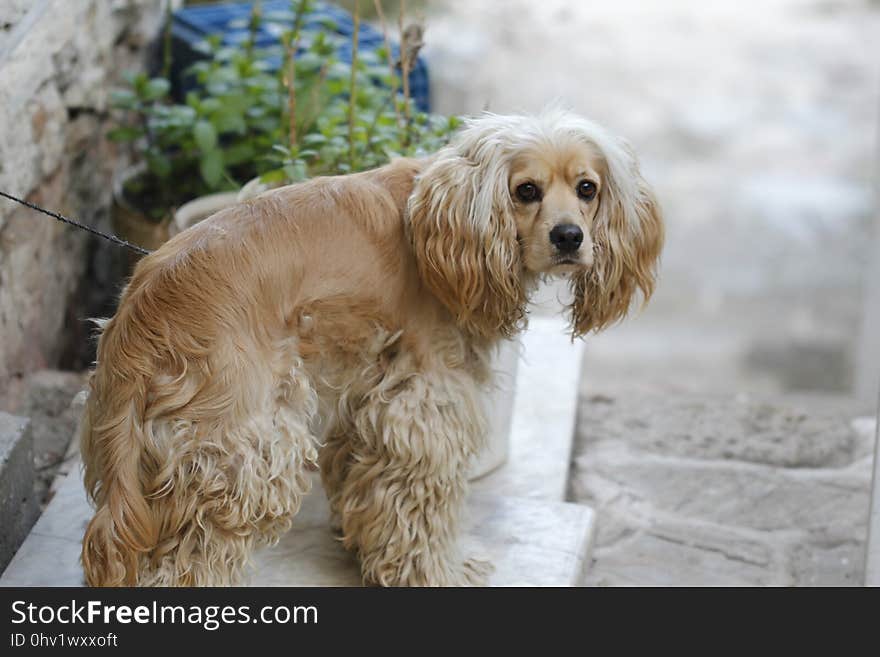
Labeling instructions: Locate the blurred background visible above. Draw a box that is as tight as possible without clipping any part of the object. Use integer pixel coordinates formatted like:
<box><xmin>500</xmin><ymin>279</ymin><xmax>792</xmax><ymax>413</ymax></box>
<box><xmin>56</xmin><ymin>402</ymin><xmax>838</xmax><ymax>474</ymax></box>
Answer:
<box><xmin>1</xmin><ymin>0</ymin><xmax>878</xmax><ymax>585</ymax></box>
<box><xmin>424</xmin><ymin>0</ymin><xmax>880</xmax><ymax>400</ymax></box>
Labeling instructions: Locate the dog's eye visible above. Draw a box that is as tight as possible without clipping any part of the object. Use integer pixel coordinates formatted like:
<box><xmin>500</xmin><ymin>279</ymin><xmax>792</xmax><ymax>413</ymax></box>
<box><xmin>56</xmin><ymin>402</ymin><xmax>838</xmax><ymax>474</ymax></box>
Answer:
<box><xmin>515</xmin><ymin>182</ymin><xmax>541</xmax><ymax>203</ymax></box>
<box><xmin>577</xmin><ymin>180</ymin><xmax>597</xmax><ymax>201</ymax></box>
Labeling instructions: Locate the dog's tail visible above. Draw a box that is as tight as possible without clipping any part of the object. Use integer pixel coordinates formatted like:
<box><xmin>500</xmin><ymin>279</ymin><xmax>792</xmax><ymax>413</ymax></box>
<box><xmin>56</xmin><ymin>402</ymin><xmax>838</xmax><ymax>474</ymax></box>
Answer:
<box><xmin>80</xmin><ymin>319</ymin><xmax>158</xmax><ymax>587</ymax></box>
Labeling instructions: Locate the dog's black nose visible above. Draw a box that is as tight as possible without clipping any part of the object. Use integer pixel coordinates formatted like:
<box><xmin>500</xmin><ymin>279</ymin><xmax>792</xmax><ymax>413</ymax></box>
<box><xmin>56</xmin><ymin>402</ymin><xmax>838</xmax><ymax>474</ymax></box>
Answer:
<box><xmin>549</xmin><ymin>224</ymin><xmax>583</xmax><ymax>253</ymax></box>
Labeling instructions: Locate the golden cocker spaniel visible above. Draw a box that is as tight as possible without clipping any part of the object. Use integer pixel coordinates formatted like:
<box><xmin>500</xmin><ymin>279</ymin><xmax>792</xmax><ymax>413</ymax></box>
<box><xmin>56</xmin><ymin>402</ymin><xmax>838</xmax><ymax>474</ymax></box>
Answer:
<box><xmin>80</xmin><ymin>108</ymin><xmax>663</xmax><ymax>586</ymax></box>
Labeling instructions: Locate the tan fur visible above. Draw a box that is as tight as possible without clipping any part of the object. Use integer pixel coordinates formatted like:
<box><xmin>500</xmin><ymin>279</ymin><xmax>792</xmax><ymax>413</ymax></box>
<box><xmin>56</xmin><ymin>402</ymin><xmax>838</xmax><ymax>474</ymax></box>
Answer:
<box><xmin>80</xmin><ymin>109</ymin><xmax>663</xmax><ymax>586</ymax></box>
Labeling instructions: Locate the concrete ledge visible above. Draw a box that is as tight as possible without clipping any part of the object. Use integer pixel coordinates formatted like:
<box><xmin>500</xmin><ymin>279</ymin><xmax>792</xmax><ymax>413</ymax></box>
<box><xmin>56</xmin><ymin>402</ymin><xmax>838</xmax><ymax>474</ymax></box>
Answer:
<box><xmin>0</xmin><ymin>411</ymin><xmax>38</xmax><ymax>573</ymax></box>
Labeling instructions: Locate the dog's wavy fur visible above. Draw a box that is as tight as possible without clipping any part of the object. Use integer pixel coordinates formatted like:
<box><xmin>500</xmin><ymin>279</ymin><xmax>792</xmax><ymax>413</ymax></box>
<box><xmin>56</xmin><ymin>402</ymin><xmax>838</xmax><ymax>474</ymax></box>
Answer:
<box><xmin>80</xmin><ymin>109</ymin><xmax>663</xmax><ymax>586</ymax></box>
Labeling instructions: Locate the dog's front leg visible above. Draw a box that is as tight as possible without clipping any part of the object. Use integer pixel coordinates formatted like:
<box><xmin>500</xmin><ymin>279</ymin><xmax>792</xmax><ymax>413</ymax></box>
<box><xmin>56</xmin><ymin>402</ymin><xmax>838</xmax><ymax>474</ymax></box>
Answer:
<box><xmin>335</xmin><ymin>373</ymin><xmax>492</xmax><ymax>586</ymax></box>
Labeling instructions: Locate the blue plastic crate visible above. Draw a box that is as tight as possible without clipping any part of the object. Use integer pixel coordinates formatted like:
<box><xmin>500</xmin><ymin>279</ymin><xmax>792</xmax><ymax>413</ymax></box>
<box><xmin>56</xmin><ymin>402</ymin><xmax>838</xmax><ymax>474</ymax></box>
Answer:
<box><xmin>168</xmin><ymin>0</ymin><xmax>430</xmax><ymax>112</ymax></box>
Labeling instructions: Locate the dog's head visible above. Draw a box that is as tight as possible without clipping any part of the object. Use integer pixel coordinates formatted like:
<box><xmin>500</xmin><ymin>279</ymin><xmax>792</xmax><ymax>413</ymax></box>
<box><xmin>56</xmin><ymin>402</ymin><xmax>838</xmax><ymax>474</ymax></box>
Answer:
<box><xmin>407</xmin><ymin>108</ymin><xmax>664</xmax><ymax>339</ymax></box>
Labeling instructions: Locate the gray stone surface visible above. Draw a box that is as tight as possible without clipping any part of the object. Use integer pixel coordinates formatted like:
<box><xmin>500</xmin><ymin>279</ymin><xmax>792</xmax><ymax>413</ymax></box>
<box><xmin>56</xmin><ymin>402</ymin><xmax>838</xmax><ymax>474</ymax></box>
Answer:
<box><xmin>866</xmin><ymin>413</ymin><xmax>880</xmax><ymax>585</ymax></box>
<box><xmin>570</xmin><ymin>389</ymin><xmax>873</xmax><ymax>586</ymax></box>
<box><xmin>575</xmin><ymin>391</ymin><xmax>874</xmax><ymax>469</ymax></box>
<box><xmin>0</xmin><ymin>411</ymin><xmax>37</xmax><ymax>573</ymax></box>
<box><xmin>1</xmin><ymin>369</ymin><xmax>87</xmax><ymax>509</ymax></box>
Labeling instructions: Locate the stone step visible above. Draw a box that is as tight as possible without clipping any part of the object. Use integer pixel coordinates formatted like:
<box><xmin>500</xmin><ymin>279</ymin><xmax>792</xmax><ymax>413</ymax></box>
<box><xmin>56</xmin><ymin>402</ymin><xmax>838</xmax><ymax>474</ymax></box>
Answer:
<box><xmin>0</xmin><ymin>412</ymin><xmax>39</xmax><ymax>573</ymax></box>
<box><xmin>570</xmin><ymin>388</ymin><xmax>877</xmax><ymax>586</ymax></box>
<box><xmin>0</xmin><ymin>464</ymin><xmax>594</xmax><ymax>586</ymax></box>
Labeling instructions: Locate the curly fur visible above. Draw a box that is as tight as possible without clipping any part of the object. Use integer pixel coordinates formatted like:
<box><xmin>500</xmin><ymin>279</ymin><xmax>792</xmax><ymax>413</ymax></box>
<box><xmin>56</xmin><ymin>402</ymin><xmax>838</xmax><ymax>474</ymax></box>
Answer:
<box><xmin>80</xmin><ymin>109</ymin><xmax>663</xmax><ymax>586</ymax></box>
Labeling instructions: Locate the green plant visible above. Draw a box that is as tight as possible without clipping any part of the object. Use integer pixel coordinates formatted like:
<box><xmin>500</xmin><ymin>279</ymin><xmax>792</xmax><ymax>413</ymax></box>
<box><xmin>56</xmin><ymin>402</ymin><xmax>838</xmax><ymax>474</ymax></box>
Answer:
<box><xmin>108</xmin><ymin>0</ymin><xmax>459</xmax><ymax>219</ymax></box>
<box><xmin>108</xmin><ymin>7</ymin><xmax>284</xmax><ymax>218</ymax></box>
<box><xmin>260</xmin><ymin>0</ymin><xmax>459</xmax><ymax>184</ymax></box>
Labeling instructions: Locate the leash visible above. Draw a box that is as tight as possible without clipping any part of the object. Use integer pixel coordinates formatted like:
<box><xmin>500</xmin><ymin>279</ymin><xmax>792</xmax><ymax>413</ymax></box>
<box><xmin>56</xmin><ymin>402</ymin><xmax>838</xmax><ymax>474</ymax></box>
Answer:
<box><xmin>0</xmin><ymin>190</ymin><xmax>153</xmax><ymax>256</ymax></box>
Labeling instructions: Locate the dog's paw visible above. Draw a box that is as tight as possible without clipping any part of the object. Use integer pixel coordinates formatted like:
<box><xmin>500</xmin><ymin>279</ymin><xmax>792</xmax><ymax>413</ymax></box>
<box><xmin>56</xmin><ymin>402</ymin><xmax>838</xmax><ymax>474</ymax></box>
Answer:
<box><xmin>360</xmin><ymin>555</ymin><xmax>494</xmax><ymax>586</ymax></box>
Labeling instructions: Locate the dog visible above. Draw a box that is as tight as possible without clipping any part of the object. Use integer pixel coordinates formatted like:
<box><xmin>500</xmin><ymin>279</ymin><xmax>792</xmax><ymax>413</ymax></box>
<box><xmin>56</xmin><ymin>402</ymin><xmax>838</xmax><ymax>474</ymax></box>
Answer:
<box><xmin>79</xmin><ymin>108</ymin><xmax>663</xmax><ymax>586</ymax></box>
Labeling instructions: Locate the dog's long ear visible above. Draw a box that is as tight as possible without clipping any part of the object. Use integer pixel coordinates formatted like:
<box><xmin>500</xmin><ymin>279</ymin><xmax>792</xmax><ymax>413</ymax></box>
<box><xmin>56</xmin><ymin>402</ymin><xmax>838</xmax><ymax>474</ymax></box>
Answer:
<box><xmin>569</xmin><ymin>139</ymin><xmax>664</xmax><ymax>336</ymax></box>
<box><xmin>407</xmin><ymin>127</ymin><xmax>527</xmax><ymax>339</ymax></box>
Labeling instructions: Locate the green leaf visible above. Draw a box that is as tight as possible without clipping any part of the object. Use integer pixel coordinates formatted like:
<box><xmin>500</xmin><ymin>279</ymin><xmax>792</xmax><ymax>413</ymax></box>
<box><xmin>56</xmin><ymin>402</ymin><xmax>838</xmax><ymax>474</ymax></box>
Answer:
<box><xmin>200</xmin><ymin>98</ymin><xmax>223</xmax><ymax>114</ymax></box>
<box><xmin>163</xmin><ymin>105</ymin><xmax>197</xmax><ymax>127</ymax></box>
<box><xmin>283</xmin><ymin>160</ymin><xmax>308</xmax><ymax>182</ymax></box>
<box><xmin>301</xmin><ymin>133</ymin><xmax>328</xmax><ymax>147</ymax></box>
<box><xmin>106</xmin><ymin>126</ymin><xmax>143</xmax><ymax>142</ymax></box>
<box><xmin>146</xmin><ymin>152</ymin><xmax>172</xmax><ymax>179</ymax></box>
<box><xmin>193</xmin><ymin>120</ymin><xmax>218</xmax><ymax>152</ymax></box>
<box><xmin>223</xmin><ymin>142</ymin><xmax>256</xmax><ymax>166</ymax></box>
<box><xmin>199</xmin><ymin>149</ymin><xmax>224</xmax><ymax>188</ymax></box>
<box><xmin>260</xmin><ymin>168</ymin><xmax>288</xmax><ymax>184</ymax></box>
<box><xmin>143</xmin><ymin>78</ymin><xmax>171</xmax><ymax>101</ymax></box>
<box><xmin>131</xmin><ymin>73</ymin><xmax>149</xmax><ymax>97</ymax></box>
<box><xmin>213</xmin><ymin>110</ymin><xmax>246</xmax><ymax>134</ymax></box>
<box><xmin>109</xmin><ymin>89</ymin><xmax>137</xmax><ymax>109</ymax></box>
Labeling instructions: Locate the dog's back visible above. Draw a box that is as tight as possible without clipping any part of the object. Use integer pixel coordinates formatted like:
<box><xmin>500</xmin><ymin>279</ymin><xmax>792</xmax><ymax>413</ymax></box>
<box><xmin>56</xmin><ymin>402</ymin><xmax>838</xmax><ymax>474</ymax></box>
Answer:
<box><xmin>80</xmin><ymin>157</ymin><xmax>437</xmax><ymax>586</ymax></box>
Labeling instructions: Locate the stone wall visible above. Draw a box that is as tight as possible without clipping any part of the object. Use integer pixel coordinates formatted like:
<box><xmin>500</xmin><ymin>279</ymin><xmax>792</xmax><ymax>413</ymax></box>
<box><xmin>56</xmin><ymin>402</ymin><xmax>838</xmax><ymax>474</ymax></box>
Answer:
<box><xmin>0</xmin><ymin>0</ymin><xmax>169</xmax><ymax>402</ymax></box>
